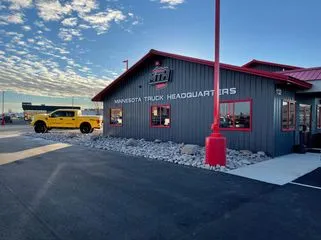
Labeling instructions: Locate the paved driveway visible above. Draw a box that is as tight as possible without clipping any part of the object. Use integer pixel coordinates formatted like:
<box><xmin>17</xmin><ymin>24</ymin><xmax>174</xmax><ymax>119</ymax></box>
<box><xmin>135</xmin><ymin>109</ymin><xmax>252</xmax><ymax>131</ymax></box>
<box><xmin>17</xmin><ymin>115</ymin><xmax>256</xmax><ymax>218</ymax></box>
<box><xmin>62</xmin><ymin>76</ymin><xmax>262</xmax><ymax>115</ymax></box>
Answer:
<box><xmin>1</xmin><ymin>132</ymin><xmax>321</xmax><ymax>240</ymax></box>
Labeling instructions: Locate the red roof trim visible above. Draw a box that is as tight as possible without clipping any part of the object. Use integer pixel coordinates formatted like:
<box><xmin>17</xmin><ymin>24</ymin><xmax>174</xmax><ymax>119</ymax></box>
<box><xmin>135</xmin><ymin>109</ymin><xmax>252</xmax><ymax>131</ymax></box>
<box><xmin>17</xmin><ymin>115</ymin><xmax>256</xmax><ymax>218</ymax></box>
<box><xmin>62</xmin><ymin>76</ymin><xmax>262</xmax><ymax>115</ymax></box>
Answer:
<box><xmin>276</xmin><ymin>66</ymin><xmax>321</xmax><ymax>74</ymax></box>
<box><xmin>242</xmin><ymin>59</ymin><xmax>303</xmax><ymax>70</ymax></box>
<box><xmin>92</xmin><ymin>50</ymin><xmax>312</xmax><ymax>101</ymax></box>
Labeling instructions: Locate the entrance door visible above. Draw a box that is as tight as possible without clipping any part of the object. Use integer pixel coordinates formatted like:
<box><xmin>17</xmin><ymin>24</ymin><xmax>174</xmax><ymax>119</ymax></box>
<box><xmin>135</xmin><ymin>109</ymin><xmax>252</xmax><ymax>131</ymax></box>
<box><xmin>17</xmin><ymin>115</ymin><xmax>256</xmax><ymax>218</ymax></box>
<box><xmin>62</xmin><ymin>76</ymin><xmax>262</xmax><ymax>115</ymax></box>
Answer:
<box><xmin>299</xmin><ymin>104</ymin><xmax>312</xmax><ymax>147</ymax></box>
<box><xmin>299</xmin><ymin>104</ymin><xmax>311</xmax><ymax>132</ymax></box>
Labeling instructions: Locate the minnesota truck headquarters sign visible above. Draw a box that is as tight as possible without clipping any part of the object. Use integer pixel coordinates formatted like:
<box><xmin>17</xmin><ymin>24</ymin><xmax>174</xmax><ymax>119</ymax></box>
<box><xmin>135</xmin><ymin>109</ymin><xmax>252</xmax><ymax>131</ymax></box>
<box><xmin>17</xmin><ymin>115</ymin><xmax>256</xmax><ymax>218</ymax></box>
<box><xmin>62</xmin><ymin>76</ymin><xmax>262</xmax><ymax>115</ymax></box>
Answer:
<box><xmin>114</xmin><ymin>88</ymin><xmax>237</xmax><ymax>104</ymax></box>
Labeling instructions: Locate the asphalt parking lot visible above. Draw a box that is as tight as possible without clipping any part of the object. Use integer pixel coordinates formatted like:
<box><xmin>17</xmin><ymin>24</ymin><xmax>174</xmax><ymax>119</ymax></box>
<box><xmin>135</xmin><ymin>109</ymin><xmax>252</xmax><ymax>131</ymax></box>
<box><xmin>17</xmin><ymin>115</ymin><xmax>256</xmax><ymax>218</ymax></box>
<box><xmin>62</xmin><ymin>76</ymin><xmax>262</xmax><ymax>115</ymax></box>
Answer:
<box><xmin>1</xmin><ymin>126</ymin><xmax>321</xmax><ymax>240</ymax></box>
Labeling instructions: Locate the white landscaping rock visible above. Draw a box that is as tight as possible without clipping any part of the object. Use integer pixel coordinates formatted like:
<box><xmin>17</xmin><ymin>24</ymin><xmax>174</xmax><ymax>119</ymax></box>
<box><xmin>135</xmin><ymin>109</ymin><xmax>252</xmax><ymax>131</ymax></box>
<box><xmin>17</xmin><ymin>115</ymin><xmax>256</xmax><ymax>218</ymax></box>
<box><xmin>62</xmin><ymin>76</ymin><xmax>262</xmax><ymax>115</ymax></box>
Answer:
<box><xmin>24</xmin><ymin>131</ymin><xmax>271</xmax><ymax>172</ymax></box>
<box><xmin>125</xmin><ymin>138</ymin><xmax>137</xmax><ymax>147</ymax></box>
<box><xmin>181</xmin><ymin>144</ymin><xmax>199</xmax><ymax>155</ymax></box>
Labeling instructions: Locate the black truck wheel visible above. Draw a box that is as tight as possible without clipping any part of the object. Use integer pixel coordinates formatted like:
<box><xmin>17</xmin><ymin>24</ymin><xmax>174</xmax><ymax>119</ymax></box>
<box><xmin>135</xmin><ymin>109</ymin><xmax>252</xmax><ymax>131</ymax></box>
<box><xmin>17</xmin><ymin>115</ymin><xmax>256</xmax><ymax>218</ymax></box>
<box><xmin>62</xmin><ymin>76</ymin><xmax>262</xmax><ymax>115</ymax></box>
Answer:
<box><xmin>34</xmin><ymin>122</ymin><xmax>47</xmax><ymax>133</ymax></box>
<box><xmin>80</xmin><ymin>123</ymin><xmax>92</xmax><ymax>134</ymax></box>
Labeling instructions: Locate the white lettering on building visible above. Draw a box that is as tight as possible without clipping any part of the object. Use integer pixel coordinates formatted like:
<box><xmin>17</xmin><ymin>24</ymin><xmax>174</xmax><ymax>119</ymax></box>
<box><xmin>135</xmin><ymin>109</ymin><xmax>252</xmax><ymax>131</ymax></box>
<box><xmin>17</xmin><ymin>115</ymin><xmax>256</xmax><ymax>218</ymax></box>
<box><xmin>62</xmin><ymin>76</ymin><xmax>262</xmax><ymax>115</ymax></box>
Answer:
<box><xmin>113</xmin><ymin>88</ymin><xmax>237</xmax><ymax>104</ymax></box>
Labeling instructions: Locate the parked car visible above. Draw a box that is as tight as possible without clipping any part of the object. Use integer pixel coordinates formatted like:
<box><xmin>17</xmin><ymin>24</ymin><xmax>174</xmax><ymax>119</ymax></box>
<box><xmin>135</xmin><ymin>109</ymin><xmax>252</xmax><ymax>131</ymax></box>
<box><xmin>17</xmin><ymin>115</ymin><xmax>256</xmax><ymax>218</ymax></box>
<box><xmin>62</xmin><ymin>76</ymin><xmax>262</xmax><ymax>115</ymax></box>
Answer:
<box><xmin>30</xmin><ymin>109</ymin><xmax>103</xmax><ymax>134</ymax></box>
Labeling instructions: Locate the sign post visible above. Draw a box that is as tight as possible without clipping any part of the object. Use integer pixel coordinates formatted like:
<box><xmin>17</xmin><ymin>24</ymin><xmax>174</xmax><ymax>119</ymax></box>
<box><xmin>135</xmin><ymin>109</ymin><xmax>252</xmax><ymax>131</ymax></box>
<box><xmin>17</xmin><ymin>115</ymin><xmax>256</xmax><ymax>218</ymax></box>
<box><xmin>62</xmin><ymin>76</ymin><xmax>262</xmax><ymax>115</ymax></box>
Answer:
<box><xmin>205</xmin><ymin>0</ymin><xmax>226</xmax><ymax>166</ymax></box>
<box><xmin>123</xmin><ymin>60</ymin><xmax>129</xmax><ymax>71</ymax></box>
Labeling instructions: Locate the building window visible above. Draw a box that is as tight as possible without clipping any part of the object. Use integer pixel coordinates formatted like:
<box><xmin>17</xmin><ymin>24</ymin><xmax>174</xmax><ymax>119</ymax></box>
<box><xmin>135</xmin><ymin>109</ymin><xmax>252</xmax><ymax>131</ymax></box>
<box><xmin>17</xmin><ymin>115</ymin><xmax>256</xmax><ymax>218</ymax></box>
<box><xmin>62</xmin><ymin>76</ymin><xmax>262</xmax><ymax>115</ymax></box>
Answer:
<box><xmin>282</xmin><ymin>100</ymin><xmax>295</xmax><ymax>131</ymax></box>
<box><xmin>110</xmin><ymin>108</ymin><xmax>122</xmax><ymax>126</ymax></box>
<box><xmin>220</xmin><ymin>100</ymin><xmax>252</xmax><ymax>131</ymax></box>
<box><xmin>151</xmin><ymin>105</ymin><xmax>170</xmax><ymax>128</ymax></box>
<box><xmin>299</xmin><ymin>104</ymin><xmax>311</xmax><ymax>132</ymax></box>
<box><xmin>317</xmin><ymin>105</ymin><xmax>321</xmax><ymax>129</ymax></box>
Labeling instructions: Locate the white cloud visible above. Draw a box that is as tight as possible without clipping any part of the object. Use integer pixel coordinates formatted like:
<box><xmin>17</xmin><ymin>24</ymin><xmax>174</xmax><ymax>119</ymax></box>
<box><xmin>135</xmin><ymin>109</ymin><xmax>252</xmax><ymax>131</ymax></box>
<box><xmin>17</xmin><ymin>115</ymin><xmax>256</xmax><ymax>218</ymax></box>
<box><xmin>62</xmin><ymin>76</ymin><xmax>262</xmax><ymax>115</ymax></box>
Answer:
<box><xmin>61</xmin><ymin>17</ymin><xmax>77</xmax><ymax>27</ymax></box>
<box><xmin>58</xmin><ymin>28</ymin><xmax>82</xmax><ymax>41</ymax></box>
<box><xmin>154</xmin><ymin>0</ymin><xmax>185</xmax><ymax>9</ymax></box>
<box><xmin>80</xmin><ymin>9</ymin><xmax>126</xmax><ymax>34</ymax></box>
<box><xmin>34</xmin><ymin>21</ymin><xmax>51</xmax><ymax>31</ymax></box>
<box><xmin>132</xmin><ymin>20</ymin><xmax>139</xmax><ymax>25</ymax></box>
<box><xmin>22</xmin><ymin>25</ymin><xmax>31</xmax><ymax>31</ymax></box>
<box><xmin>71</xmin><ymin>0</ymin><xmax>97</xmax><ymax>14</ymax></box>
<box><xmin>36</xmin><ymin>0</ymin><xmax>72</xmax><ymax>21</ymax></box>
<box><xmin>78</xmin><ymin>24</ymin><xmax>90</xmax><ymax>29</ymax></box>
<box><xmin>0</xmin><ymin>31</ymin><xmax>114</xmax><ymax>98</ymax></box>
<box><xmin>6</xmin><ymin>0</ymin><xmax>33</xmax><ymax>10</ymax></box>
<box><xmin>0</xmin><ymin>12</ymin><xmax>24</xmax><ymax>24</ymax></box>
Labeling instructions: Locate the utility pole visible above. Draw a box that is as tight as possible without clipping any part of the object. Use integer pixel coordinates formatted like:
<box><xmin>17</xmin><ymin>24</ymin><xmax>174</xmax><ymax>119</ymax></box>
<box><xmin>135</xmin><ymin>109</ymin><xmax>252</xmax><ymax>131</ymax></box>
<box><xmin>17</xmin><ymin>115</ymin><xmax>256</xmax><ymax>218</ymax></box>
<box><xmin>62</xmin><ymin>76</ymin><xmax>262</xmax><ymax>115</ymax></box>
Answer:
<box><xmin>205</xmin><ymin>0</ymin><xmax>226</xmax><ymax>166</ymax></box>
<box><xmin>72</xmin><ymin>96</ymin><xmax>74</xmax><ymax>108</ymax></box>
<box><xmin>1</xmin><ymin>91</ymin><xmax>5</xmax><ymax>126</ymax></box>
<box><xmin>123</xmin><ymin>60</ymin><xmax>129</xmax><ymax>71</ymax></box>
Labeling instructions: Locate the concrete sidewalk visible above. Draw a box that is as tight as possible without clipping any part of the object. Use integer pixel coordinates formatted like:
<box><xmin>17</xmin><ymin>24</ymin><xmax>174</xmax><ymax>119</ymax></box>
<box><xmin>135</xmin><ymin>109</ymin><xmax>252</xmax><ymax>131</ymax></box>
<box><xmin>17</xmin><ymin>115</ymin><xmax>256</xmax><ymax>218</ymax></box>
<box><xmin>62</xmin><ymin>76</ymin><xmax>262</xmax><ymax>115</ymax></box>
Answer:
<box><xmin>229</xmin><ymin>153</ymin><xmax>321</xmax><ymax>185</ymax></box>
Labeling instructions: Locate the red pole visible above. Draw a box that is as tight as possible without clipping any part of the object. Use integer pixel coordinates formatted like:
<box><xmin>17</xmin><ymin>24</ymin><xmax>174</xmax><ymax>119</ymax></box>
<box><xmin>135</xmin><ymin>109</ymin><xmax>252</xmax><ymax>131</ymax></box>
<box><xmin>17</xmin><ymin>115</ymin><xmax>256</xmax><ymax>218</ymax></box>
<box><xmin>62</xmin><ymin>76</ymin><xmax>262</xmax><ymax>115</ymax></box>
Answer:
<box><xmin>205</xmin><ymin>0</ymin><xmax>226</xmax><ymax>166</ymax></box>
<box><xmin>123</xmin><ymin>60</ymin><xmax>129</xmax><ymax>71</ymax></box>
<box><xmin>213</xmin><ymin>0</ymin><xmax>220</xmax><ymax>133</ymax></box>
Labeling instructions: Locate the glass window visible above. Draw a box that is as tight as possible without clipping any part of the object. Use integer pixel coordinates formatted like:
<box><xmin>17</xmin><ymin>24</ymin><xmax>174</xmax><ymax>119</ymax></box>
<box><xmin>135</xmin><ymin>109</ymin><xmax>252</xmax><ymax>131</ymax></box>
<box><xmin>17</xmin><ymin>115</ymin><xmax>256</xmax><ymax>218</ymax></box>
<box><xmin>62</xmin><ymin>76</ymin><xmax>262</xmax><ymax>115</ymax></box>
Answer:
<box><xmin>220</xmin><ymin>100</ymin><xmax>251</xmax><ymax>130</ymax></box>
<box><xmin>110</xmin><ymin>108</ymin><xmax>123</xmax><ymax>126</ymax></box>
<box><xmin>51</xmin><ymin>111</ymin><xmax>66</xmax><ymax>118</ymax></box>
<box><xmin>317</xmin><ymin>105</ymin><xmax>321</xmax><ymax>129</ymax></box>
<box><xmin>282</xmin><ymin>100</ymin><xmax>296</xmax><ymax>131</ymax></box>
<box><xmin>299</xmin><ymin>104</ymin><xmax>311</xmax><ymax>132</ymax></box>
<box><xmin>65</xmin><ymin>111</ymin><xmax>75</xmax><ymax>117</ymax></box>
<box><xmin>151</xmin><ymin>105</ymin><xmax>170</xmax><ymax>127</ymax></box>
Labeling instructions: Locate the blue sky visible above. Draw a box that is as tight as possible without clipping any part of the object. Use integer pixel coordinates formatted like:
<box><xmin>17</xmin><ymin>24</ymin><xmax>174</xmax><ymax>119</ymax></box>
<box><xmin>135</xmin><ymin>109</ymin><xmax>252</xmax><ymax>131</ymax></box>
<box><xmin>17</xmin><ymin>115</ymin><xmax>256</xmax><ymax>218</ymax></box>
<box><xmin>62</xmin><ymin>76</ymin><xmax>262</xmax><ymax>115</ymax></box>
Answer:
<box><xmin>1</xmin><ymin>0</ymin><xmax>321</xmax><ymax>112</ymax></box>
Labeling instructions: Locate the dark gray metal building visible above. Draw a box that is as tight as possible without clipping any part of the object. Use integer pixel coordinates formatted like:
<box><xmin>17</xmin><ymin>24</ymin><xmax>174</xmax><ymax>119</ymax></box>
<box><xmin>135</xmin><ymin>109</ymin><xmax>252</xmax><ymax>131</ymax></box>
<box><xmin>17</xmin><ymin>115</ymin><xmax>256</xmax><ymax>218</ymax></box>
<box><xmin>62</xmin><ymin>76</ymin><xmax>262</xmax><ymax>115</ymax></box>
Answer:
<box><xmin>93</xmin><ymin>49</ymin><xmax>321</xmax><ymax>157</ymax></box>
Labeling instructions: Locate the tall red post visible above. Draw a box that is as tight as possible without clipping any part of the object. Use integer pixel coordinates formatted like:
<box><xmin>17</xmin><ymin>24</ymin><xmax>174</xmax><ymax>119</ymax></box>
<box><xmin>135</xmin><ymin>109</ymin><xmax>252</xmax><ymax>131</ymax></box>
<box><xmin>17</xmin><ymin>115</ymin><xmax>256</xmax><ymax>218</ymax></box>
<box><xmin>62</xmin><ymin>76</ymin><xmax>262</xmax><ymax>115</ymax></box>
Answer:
<box><xmin>205</xmin><ymin>0</ymin><xmax>226</xmax><ymax>166</ymax></box>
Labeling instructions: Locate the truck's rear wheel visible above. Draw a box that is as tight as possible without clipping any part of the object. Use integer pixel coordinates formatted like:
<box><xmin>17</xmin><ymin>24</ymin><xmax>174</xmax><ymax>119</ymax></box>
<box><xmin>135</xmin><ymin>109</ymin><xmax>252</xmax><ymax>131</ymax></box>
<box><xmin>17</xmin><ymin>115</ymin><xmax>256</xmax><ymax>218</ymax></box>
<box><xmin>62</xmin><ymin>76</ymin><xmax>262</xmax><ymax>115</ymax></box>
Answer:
<box><xmin>80</xmin><ymin>123</ymin><xmax>92</xmax><ymax>134</ymax></box>
<box><xmin>34</xmin><ymin>122</ymin><xmax>47</xmax><ymax>133</ymax></box>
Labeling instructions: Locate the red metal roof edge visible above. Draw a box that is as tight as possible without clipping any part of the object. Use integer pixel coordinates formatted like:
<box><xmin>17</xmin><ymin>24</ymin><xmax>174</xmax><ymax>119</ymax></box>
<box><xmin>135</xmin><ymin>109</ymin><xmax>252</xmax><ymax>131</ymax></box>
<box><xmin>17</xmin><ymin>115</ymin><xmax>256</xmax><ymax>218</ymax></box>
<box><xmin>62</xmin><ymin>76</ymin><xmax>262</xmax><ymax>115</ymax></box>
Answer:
<box><xmin>242</xmin><ymin>59</ymin><xmax>303</xmax><ymax>70</ymax></box>
<box><xmin>276</xmin><ymin>66</ymin><xmax>321</xmax><ymax>74</ymax></box>
<box><xmin>92</xmin><ymin>49</ymin><xmax>312</xmax><ymax>101</ymax></box>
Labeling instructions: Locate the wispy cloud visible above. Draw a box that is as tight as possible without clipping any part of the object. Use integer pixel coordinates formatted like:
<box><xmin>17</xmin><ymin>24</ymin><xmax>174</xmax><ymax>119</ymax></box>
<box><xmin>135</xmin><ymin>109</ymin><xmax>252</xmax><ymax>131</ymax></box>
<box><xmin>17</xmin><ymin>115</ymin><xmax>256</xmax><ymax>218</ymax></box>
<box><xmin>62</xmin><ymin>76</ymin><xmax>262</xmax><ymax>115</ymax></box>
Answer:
<box><xmin>6</xmin><ymin>0</ymin><xmax>33</xmax><ymax>10</ymax></box>
<box><xmin>0</xmin><ymin>0</ymin><xmax>142</xmax><ymax>98</ymax></box>
<box><xmin>0</xmin><ymin>29</ymin><xmax>117</xmax><ymax>98</ymax></box>
<box><xmin>61</xmin><ymin>17</ymin><xmax>78</xmax><ymax>27</ymax></box>
<box><xmin>22</xmin><ymin>25</ymin><xmax>31</xmax><ymax>31</ymax></box>
<box><xmin>80</xmin><ymin>9</ymin><xmax>126</xmax><ymax>35</ymax></box>
<box><xmin>0</xmin><ymin>12</ymin><xmax>24</xmax><ymax>24</ymax></box>
<box><xmin>152</xmin><ymin>0</ymin><xmax>185</xmax><ymax>9</ymax></box>
<box><xmin>36</xmin><ymin>0</ymin><xmax>72</xmax><ymax>21</ymax></box>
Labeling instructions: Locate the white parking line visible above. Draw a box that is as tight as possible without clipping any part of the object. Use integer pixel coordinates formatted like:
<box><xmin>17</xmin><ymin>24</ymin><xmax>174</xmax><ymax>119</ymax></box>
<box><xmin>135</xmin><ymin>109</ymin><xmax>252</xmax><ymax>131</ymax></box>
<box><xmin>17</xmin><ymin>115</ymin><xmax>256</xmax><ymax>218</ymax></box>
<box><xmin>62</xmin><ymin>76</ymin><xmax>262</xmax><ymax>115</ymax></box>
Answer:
<box><xmin>0</xmin><ymin>143</ymin><xmax>71</xmax><ymax>166</ymax></box>
<box><xmin>289</xmin><ymin>182</ymin><xmax>321</xmax><ymax>190</ymax></box>
<box><xmin>0</xmin><ymin>134</ymin><xmax>21</xmax><ymax>139</ymax></box>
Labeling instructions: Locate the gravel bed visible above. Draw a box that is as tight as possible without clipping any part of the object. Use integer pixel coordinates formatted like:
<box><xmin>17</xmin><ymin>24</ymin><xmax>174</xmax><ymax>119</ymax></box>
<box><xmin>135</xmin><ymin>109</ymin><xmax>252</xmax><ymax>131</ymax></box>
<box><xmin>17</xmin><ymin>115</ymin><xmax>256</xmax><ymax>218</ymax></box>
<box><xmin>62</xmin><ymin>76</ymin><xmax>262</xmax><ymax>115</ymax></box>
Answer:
<box><xmin>24</xmin><ymin>131</ymin><xmax>271</xmax><ymax>171</ymax></box>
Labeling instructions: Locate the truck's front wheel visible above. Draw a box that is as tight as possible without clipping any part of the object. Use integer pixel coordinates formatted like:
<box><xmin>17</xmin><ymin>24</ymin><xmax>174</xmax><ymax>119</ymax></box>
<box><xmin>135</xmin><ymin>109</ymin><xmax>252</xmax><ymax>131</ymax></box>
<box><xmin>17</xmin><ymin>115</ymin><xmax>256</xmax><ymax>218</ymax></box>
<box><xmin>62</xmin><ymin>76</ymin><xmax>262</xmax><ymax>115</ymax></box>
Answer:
<box><xmin>34</xmin><ymin>122</ymin><xmax>47</xmax><ymax>133</ymax></box>
<box><xmin>80</xmin><ymin>123</ymin><xmax>92</xmax><ymax>134</ymax></box>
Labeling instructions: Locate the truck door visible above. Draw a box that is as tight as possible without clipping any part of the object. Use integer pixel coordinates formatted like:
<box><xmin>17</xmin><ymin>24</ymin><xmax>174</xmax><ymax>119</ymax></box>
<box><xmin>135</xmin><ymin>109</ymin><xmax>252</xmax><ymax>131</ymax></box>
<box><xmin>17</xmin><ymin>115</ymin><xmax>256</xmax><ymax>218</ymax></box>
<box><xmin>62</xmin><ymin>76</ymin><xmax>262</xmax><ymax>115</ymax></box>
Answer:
<box><xmin>62</xmin><ymin>111</ymin><xmax>77</xmax><ymax>128</ymax></box>
<box><xmin>48</xmin><ymin>111</ymin><xmax>65</xmax><ymax>127</ymax></box>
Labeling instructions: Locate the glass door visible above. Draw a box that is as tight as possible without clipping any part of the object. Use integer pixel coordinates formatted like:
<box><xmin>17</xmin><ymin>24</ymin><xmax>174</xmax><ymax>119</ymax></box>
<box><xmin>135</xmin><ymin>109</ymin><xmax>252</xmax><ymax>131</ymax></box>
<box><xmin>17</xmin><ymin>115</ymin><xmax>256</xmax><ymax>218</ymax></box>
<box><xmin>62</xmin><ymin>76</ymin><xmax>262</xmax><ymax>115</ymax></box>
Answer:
<box><xmin>299</xmin><ymin>104</ymin><xmax>311</xmax><ymax>132</ymax></box>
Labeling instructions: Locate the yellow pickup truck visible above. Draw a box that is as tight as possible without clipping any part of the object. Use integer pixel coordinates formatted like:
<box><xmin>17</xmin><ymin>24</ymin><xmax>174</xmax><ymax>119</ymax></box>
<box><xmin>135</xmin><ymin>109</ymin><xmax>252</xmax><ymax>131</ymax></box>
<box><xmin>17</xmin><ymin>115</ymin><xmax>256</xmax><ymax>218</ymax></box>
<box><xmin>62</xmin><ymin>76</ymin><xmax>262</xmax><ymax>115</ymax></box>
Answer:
<box><xmin>31</xmin><ymin>109</ymin><xmax>103</xmax><ymax>134</ymax></box>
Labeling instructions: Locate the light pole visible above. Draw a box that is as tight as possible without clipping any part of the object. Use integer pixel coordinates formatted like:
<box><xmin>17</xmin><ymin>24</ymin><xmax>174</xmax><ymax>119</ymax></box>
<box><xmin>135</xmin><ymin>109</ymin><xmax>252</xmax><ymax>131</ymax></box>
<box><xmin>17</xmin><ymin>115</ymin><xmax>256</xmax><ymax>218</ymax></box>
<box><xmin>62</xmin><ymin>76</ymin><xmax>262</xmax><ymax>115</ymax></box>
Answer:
<box><xmin>72</xmin><ymin>96</ymin><xmax>74</xmax><ymax>108</ymax></box>
<box><xmin>123</xmin><ymin>60</ymin><xmax>129</xmax><ymax>71</ymax></box>
<box><xmin>1</xmin><ymin>91</ymin><xmax>5</xmax><ymax>126</ymax></box>
<box><xmin>205</xmin><ymin>0</ymin><xmax>226</xmax><ymax>166</ymax></box>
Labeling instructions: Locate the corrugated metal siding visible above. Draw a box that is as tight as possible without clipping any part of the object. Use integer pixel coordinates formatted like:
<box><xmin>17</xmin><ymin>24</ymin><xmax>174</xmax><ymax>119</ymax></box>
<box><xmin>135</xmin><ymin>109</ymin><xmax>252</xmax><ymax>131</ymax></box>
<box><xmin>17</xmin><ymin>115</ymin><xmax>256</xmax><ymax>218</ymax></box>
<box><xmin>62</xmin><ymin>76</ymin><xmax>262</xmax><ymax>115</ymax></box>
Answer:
<box><xmin>103</xmin><ymin>57</ymin><xmax>276</xmax><ymax>155</ymax></box>
<box><xmin>250</xmin><ymin>64</ymin><xmax>288</xmax><ymax>73</ymax></box>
